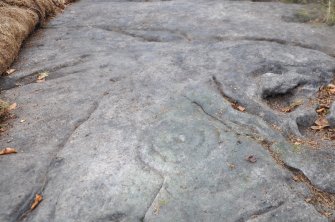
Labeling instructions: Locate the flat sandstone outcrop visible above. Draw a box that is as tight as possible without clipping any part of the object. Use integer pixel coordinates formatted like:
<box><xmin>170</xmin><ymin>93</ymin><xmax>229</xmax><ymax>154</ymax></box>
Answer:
<box><xmin>1</xmin><ymin>0</ymin><xmax>335</xmax><ymax>221</ymax></box>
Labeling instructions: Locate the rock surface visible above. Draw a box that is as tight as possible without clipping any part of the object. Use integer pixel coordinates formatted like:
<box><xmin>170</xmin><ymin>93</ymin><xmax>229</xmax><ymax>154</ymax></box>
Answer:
<box><xmin>1</xmin><ymin>0</ymin><xmax>335</xmax><ymax>221</ymax></box>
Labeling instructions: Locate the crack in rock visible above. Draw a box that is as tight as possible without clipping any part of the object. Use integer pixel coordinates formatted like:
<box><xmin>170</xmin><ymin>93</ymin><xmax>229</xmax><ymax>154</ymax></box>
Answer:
<box><xmin>189</xmin><ymin>94</ymin><xmax>335</xmax><ymax>218</ymax></box>
<box><xmin>16</xmin><ymin>100</ymin><xmax>100</xmax><ymax>222</ymax></box>
<box><xmin>212</xmin><ymin>35</ymin><xmax>334</xmax><ymax>58</ymax></box>
<box><xmin>259</xmin><ymin>140</ymin><xmax>335</xmax><ymax>216</ymax></box>
<box><xmin>142</xmin><ymin>178</ymin><xmax>166</xmax><ymax>221</ymax></box>
<box><xmin>0</xmin><ymin>56</ymin><xmax>90</xmax><ymax>91</ymax></box>
<box><xmin>235</xmin><ymin>201</ymin><xmax>285</xmax><ymax>222</ymax></box>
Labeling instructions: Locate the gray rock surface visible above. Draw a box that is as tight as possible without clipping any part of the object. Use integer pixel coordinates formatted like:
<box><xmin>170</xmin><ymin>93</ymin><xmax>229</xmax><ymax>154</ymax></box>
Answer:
<box><xmin>327</xmin><ymin>102</ymin><xmax>335</xmax><ymax>128</ymax></box>
<box><xmin>1</xmin><ymin>0</ymin><xmax>335</xmax><ymax>221</ymax></box>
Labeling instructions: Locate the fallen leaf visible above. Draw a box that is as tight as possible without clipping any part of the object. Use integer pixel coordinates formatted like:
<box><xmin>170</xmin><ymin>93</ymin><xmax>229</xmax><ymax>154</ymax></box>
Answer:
<box><xmin>320</xmin><ymin>104</ymin><xmax>330</xmax><ymax>109</ymax></box>
<box><xmin>246</xmin><ymin>155</ymin><xmax>257</xmax><ymax>163</ymax></box>
<box><xmin>323</xmin><ymin>212</ymin><xmax>332</xmax><ymax>217</ymax></box>
<box><xmin>316</xmin><ymin>107</ymin><xmax>325</xmax><ymax>113</ymax></box>
<box><xmin>281</xmin><ymin>99</ymin><xmax>303</xmax><ymax>113</ymax></box>
<box><xmin>281</xmin><ymin>107</ymin><xmax>291</xmax><ymax>113</ymax></box>
<box><xmin>0</xmin><ymin>147</ymin><xmax>17</xmax><ymax>155</ymax></box>
<box><xmin>315</xmin><ymin>118</ymin><xmax>329</xmax><ymax>127</ymax></box>
<box><xmin>311</xmin><ymin>125</ymin><xmax>324</xmax><ymax>130</ymax></box>
<box><xmin>237</xmin><ymin>105</ymin><xmax>246</xmax><ymax>112</ymax></box>
<box><xmin>292</xmin><ymin>175</ymin><xmax>300</xmax><ymax>182</ymax></box>
<box><xmin>232</xmin><ymin>103</ymin><xmax>245</xmax><ymax>112</ymax></box>
<box><xmin>5</xmin><ymin>69</ymin><xmax>16</xmax><ymax>75</ymax></box>
<box><xmin>7</xmin><ymin>103</ymin><xmax>17</xmax><ymax>111</ymax></box>
<box><xmin>327</xmin><ymin>83</ymin><xmax>335</xmax><ymax>88</ymax></box>
<box><xmin>228</xmin><ymin>163</ymin><xmax>236</xmax><ymax>170</ymax></box>
<box><xmin>305</xmin><ymin>198</ymin><xmax>312</xmax><ymax>203</ymax></box>
<box><xmin>36</xmin><ymin>72</ymin><xmax>49</xmax><ymax>82</ymax></box>
<box><xmin>31</xmin><ymin>194</ymin><xmax>43</xmax><ymax>210</ymax></box>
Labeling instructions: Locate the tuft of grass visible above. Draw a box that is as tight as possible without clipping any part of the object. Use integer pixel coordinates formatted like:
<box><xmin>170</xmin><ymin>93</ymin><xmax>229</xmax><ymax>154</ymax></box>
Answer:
<box><xmin>326</xmin><ymin>0</ymin><xmax>335</xmax><ymax>25</ymax></box>
<box><xmin>284</xmin><ymin>0</ymin><xmax>335</xmax><ymax>25</ymax></box>
<box><xmin>0</xmin><ymin>99</ymin><xmax>10</xmax><ymax>119</ymax></box>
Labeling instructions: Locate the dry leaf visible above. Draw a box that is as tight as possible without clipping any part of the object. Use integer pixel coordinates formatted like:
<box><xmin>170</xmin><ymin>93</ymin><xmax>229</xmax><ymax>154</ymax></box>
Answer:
<box><xmin>320</xmin><ymin>104</ymin><xmax>330</xmax><ymax>109</ymax></box>
<box><xmin>327</xmin><ymin>84</ymin><xmax>335</xmax><ymax>94</ymax></box>
<box><xmin>246</xmin><ymin>155</ymin><xmax>257</xmax><ymax>163</ymax></box>
<box><xmin>315</xmin><ymin>118</ymin><xmax>329</xmax><ymax>127</ymax></box>
<box><xmin>232</xmin><ymin>103</ymin><xmax>245</xmax><ymax>112</ymax></box>
<box><xmin>281</xmin><ymin>107</ymin><xmax>291</xmax><ymax>113</ymax></box>
<box><xmin>311</xmin><ymin>125</ymin><xmax>324</xmax><ymax>130</ymax></box>
<box><xmin>292</xmin><ymin>175</ymin><xmax>300</xmax><ymax>182</ymax></box>
<box><xmin>316</xmin><ymin>107</ymin><xmax>325</xmax><ymax>113</ymax></box>
<box><xmin>305</xmin><ymin>198</ymin><xmax>312</xmax><ymax>203</ymax></box>
<box><xmin>31</xmin><ymin>194</ymin><xmax>43</xmax><ymax>210</ymax></box>
<box><xmin>281</xmin><ymin>100</ymin><xmax>303</xmax><ymax>113</ymax></box>
<box><xmin>0</xmin><ymin>147</ymin><xmax>17</xmax><ymax>155</ymax></box>
<box><xmin>5</xmin><ymin>69</ymin><xmax>16</xmax><ymax>75</ymax></box>
<box><xmin>237</xmin><ymin>105</ymin><xmax>246</xmax><ymax>112</ymax></box>
<box><xmin>8</xmin><ymin>103</ymin><xmax>17</xmax><ymax>111</ymax></box>
<box><xmin>36</xmin><ymin>72</ymin><xmax>49</xmax><ymax>82</ymax></box>
<box><xmin>228</xmin><ymin>163</ymin><xmax>236</xmax><ymax>170</ymax></box>
<box><xmin>327</xmin><ymin>83</ymin><xmax>335</xmax><ymax>89</ymax></box>
<box><xmin>323</xmin><ymin>212</ymin><xmax>332</xmax><ymax>217</ymax></box>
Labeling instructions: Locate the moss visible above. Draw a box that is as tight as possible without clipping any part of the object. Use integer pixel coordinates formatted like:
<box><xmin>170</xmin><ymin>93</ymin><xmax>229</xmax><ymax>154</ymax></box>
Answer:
<box><xmin>292</xmin><ymin>143</ymin><xmax>302</xmax><ymax>153</ymax></box>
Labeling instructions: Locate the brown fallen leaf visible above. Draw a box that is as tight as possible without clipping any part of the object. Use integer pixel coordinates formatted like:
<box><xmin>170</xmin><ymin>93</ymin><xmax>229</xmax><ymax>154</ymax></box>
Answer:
<box><xmin>5</xmin><ymin>69</ymin><xmax>16</xmax><ymax>75</ymax></box>
<box><xmin>237</xmin><ymin>105</ymin><xmax>246</xmax><ymax>112</ymax></box>
<box><xmin>7</xmin><ymin>103</ymin><xmax>17</xmax><ymax>111</ymax></box>
<box><xmin>0</xmin><ymin>147</ymin><xmax>17</xmax><ymax>155</ymax></box>
<box><xmin>232</xmin><ymin>103</ymin><xmax>245</xmax><ymax>112</ymax></box>
<box><xmin>323</xmin><ymin>212</ymin><xmax>332</xmax><ymax>217</ymax></box>
<box><xmin>311</xmin><ymin>125</ymin><xmax>325</xmax><ymax>130</ymax></box>
<box><xmin>228</xmin><ymin>163</ymin><xmax>236</xmax><ymax>170</ymax></box>
<box><xmin>305</xmin><ymin>198</ymin><xmax>312</xmax><ymax>203</ymax></box>
<box><xmin>319</xmin><ymin>104</ymin><xmax>330</xmax><ymax>109</ymax></box>
<box><xmin>31</xmin><ymin>194</ymin><xmax>43</xmax><ymax>210</ymax></box>
<box><xmin>36</xmin><ymin>72</ymin><xmax>49</xmax><ymax>83</ymax></box>
<box><xmin>327</xmin><ymin>83</ymin><xmax>335</xmax><ymax>89</ymax></box>
<box><xmin>281</xmin><ymin>107</ymin><xmax>291</xmax><ymax>113</ymax></box>
<box><xmin>314</xmin><ymin>118</ymin><xmax>329</xmax><ymax>128</ymax></box>
<box><xmin>292</xmin><ymin>175</ymin><xmax>300</xmax><ymax>182</ymax></box>
<box><xmin>316</xmin><ymin>107</ymin><xmax>325</xmax><ymax>113</ymax></box>
<box><xmin>281</xmin><ymin>99</ymin><xmax>303</xmax><ymax>113</ymax></box>
<box><xmin>246</xmin><ymin>155</ymin><xmax>257</xmax><ymax>163</ymax></box>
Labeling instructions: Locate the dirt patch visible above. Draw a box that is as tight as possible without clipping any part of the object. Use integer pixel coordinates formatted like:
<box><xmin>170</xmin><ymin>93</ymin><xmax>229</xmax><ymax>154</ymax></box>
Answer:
<box><xmin>260</xmin><ymin>140</ymin><xmax>335</xmax><ymax>218</ymax></box>
<box><xmin>0</xmin><ymin>0</ymin><xmax>73</xmax><ymax>75</ymax></box>
<box><xmin>297</xmin><ymin>82</ymin><xmax>335</xmax><ymax>145</ymax></box>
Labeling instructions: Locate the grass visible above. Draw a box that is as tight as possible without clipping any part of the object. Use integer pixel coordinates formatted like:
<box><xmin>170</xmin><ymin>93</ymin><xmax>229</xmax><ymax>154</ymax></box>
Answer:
<box><xmin>283</xmin><ymin>0</ymin><xmax>335</xmax><ymax>25</ymax></box>
<box><xmin>0</xmin><ymin>99</ymin><xmax>9</xmax><ymax>119</ymax></box>
<box><xmin>326</xmin><ymin>0</ymin><xmax>335</xmax><ymax>24</ymax></box>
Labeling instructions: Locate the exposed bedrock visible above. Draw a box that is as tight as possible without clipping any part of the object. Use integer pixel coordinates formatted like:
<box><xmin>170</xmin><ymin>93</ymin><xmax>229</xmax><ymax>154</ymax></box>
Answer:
<box><xmin>1</xmin><ymin>0</ymin><xmax>335</xmax><ymax>221</ymax></box>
